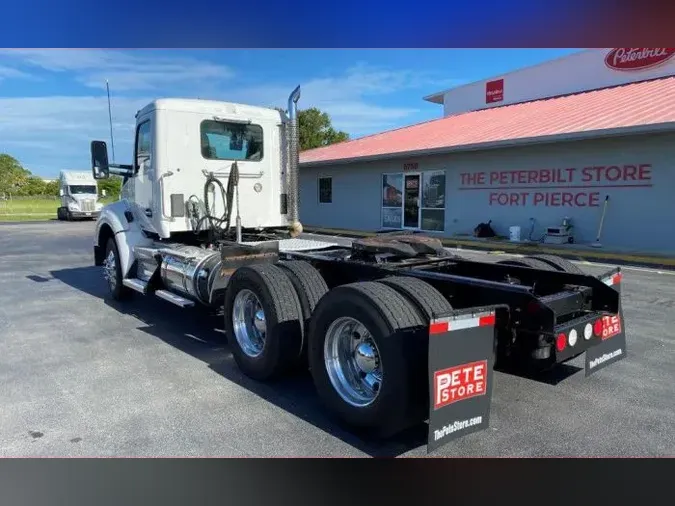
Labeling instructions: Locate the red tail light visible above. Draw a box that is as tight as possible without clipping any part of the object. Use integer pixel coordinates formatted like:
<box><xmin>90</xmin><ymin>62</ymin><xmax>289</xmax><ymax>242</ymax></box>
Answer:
<box><xmin>593</xmin><ymin>319</ymin><xmax>603</xmax><ymax>337</ymax></box>
<box><xmin>556</xmin><ymin>333</ymin><xmax>567</xmax><ymax>352</ymax></box>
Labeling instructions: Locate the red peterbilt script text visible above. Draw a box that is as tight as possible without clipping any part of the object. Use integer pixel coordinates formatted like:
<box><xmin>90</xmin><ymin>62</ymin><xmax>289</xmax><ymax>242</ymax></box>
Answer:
<box><xmin>605</xmin><ymin>48</ymin><xmax>675</xmax><ymax>71</ymax></box>
<box><xmin>434</xmin><ymin>360</ymin><xmax>487</xmax><ymax>410</ymax></box>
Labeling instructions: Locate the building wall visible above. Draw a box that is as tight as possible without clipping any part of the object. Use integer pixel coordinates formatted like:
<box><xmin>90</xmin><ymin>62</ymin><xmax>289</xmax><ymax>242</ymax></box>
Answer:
<box><xmin>431</xmin><ymin>49</ymin><xmax>675</xmax><ymax>116</ymax></box>
<box><xmin>299</xmin><ymin>132</ymin><xmax>675</xmax><ymax>254</ymax></box>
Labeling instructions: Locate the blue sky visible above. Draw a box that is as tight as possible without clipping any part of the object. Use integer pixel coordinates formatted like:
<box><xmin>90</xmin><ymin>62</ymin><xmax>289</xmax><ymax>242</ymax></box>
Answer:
<box><xmin>0</xmin><ymin>49</ymin><xmax>580</xmax><ymax>178</ymax></box>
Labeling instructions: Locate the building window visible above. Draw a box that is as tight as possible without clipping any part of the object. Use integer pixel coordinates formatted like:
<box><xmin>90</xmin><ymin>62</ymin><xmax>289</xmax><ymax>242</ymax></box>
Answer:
<box><xmin>381</xmin><ymin>170</ymin><xmax>446</xmax><ymax>231</ymax></box>
<box><xmin>382</xmin><ymin>173</ymin><xmax>403</xmax><ymax>228</ymax></box>
<box><xmin>420</xmin><ymin>170</ymin><xmax>446</xmax><ymax>232</ymax></box>
<box><xmin>199</xmin><ymin>120</ymin><xmax>264</xmax><ymax>161</ymax></box>
<box><xmin>318</xmin><ymin>176</ymin><xmax>332</xmax><ymax>203</ymax></box>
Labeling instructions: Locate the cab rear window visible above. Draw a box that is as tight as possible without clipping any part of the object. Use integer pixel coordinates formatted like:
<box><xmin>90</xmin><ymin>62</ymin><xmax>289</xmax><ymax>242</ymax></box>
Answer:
<box><xmin>200</xmin><ymin>120</ymin><xmax>264</xmax><ymax>161</ymax></box>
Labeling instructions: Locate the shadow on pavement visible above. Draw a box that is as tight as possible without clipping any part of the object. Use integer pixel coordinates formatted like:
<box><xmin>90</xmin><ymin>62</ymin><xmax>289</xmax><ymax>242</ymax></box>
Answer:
<box><xmin>47</xmin><ymin>265</ymin><xmax>428</xmax><ymax>457</ymax></box>
<box><xmin>498</xmin><ymin>362</ymin><xmax>581</xmax><ymax>385</ymax></box>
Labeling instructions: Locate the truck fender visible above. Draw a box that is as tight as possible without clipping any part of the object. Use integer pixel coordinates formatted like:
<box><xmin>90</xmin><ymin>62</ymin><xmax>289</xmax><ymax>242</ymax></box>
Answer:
<box><xmin>94</xmin><ymin>201</ymin><xmax>154</xmax><ymax>279</ymax></box>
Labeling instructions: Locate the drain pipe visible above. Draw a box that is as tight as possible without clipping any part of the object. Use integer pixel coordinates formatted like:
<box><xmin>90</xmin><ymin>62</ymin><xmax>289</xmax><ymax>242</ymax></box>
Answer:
<box><xmin>287</xmin><ymin>85</ymin><xmax>303</xmax><ymax>238</ymax></box>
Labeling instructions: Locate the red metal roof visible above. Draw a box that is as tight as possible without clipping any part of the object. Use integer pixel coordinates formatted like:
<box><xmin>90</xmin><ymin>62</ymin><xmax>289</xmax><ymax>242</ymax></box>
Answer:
<box><xmin>300</xmin><ymin>77</ymin><xmax>675</xmax><ymax>166</ymax></box>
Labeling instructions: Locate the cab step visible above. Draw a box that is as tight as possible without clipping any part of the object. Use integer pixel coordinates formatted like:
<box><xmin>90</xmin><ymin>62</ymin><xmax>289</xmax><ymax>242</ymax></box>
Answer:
<box><xmin>155</xmin><ymin>289</ymin><xmax>195</xmax><ymax>308</ymax></box>
<box><xmin>121</xmin><ymin>277</ymin><xmax>194</xmax><ymax>307</ymax></box>
<box><xmin>122</xmin><ymin>278</ymin><xmax>148</xmax><ymax>294</ymax></box>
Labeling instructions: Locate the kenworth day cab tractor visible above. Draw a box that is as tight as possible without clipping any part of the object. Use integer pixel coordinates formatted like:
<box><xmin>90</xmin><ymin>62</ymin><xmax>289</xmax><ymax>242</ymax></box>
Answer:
<box><xmin>90</xmin><ymin>86</ymin><xmax>627</xmax><ymax>452</ymax></box>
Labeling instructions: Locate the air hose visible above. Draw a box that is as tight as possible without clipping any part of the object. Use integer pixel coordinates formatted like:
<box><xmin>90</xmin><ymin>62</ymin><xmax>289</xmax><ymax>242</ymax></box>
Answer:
<box><xmin>194</xmin><ymin>162</ymin><xmax>240</xmax><ymax>242</ymax></box>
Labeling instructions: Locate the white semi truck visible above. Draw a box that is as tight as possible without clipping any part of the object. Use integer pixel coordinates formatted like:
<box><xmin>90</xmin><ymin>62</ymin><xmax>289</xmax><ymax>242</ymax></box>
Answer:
<box><xmin>57</xmin><ymin>170</ymin><xmax>102</xmax><ymax>221</ymax></box>
<box><xmin>90</xmin><ymin>86</ymin><xmax>627</xmax><ymax>452</ymax></box>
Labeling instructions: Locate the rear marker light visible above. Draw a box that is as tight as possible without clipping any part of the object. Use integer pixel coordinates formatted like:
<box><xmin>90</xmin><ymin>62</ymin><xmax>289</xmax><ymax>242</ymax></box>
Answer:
<box><xmin>584</xmin><ymin>323</ymin><xmax>593</xmax><ymax>340</ymax></box>
<box><xmin>568</xmin><ymin>329</ymin><xmax>578</xmax><ymax>347</ymax></box>
<box><xmin>556</xmin><ymin>333</ymin><xmax>567</xmax><ymax>352</ymax></box>
<box><xmin>593</xmin><ymin>319</ymin><xmax>603</xmax><ymax>337</ymax></box>
<box><xmin>429</xmin><ymin>311</ymin><xmax>496</xmax><ymax>334</ymax></box>
<box><xmin>603</xmin><ymin>272</ymin><xmax>623</xmax><ymax>286</ymax></box>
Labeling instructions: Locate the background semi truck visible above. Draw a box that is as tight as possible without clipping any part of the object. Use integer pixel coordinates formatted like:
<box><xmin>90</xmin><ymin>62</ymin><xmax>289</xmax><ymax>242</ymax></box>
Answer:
<box><xmin>57</xmin><ymin>170</ymin><xmax>102</xmax><ymax>221</ymax></box>
<box><xmin>89</xmin><ymin>86</ymin><xmax>628</xmax><ymax>452</ymax></box>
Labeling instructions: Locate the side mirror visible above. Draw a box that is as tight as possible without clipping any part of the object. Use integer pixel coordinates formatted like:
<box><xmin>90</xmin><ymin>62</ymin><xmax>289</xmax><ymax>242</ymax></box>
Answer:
<box><xmin>58</xmin><ymin>189</ymin><xmax>64</xmax><ymax>197</ymax></box>
<box><xmin>91</xmin><ymin>140</ymin><xmax>110</xmax><ymax>179</ymax></box>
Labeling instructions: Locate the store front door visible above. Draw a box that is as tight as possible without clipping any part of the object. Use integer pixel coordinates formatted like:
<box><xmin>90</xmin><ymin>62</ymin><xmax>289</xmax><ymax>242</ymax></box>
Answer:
<box><xmin>403</xmin><ymin>173</ymin><xmax>420</xmax><ymax>229</ymax></box>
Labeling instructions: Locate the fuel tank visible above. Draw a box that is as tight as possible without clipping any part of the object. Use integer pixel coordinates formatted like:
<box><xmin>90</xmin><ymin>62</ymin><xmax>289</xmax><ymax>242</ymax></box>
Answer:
<box><xmin>159</xmin><ymin>245</ymin><xmax>222</xmax><ymax>305</ymax></box>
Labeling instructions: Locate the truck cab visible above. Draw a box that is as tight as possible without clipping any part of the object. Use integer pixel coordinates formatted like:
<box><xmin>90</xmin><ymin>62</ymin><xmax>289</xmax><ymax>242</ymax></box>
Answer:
<box><xmin>93</xmin><ymin>98</ymin><xmax>293</xmax><ymax>240</ymax></box>
<box><xmin>57</xmin><ymin>170</ymin><xmax>102</xmax><ymax>221</ymax></box>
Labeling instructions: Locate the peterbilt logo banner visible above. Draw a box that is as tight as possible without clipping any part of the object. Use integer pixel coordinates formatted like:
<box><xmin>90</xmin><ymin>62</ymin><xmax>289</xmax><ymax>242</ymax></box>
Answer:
<box><xmin>427</xmin><ymin>309</ymin><xmax>497</xmax><ymax>453</ymax></box>
<box><xmin>485</xmin><ymin>79</ymin><xmax>504</xmax><ymax>103</ymax></box>
<box><xmin>605</xmin><ymin>48</ymin><xmax>675</xmax><ymax>71</ymax></box>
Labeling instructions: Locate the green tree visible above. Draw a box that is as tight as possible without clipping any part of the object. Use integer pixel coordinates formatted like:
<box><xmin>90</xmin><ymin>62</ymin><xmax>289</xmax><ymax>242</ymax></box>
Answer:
<box><xmin>98</xmin><ymin>176</ymin><xmax>123</xmax><ymax>199</ymax></box>
<box><xmin>44</xmin><ymin>180</ymin><xmax>59</xmax><ymax>197</ymax></box>
<box><xmin>0</xmin><ymin>154</ymin><xmax>31</xmax><ymax>195</ymax></box>
<box><xmin>297</xmin><ymin>108</ymin><xmax>349</xmax><ymax>151</ymax></box>
<box><xmin>15</xmin><ymin>176</ymin><xmax>47</xmax><ymax>196</ymax></box>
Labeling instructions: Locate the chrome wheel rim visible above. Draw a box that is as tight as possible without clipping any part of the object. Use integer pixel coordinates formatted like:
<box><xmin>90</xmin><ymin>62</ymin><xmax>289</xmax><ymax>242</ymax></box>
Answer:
<box><xmin>232</xmin><ymin>289</ymin><xmax>267</xmax><ymax>358</ymax></box>
<box><xmin>324</xmin><ymin>317</ymin><xmax>382</xmax><ymax>408</ymax></box>
<box><xmin>103</xmin><ymin>250</ymin><xmax>117</xmax><ymax>291</ymax></box>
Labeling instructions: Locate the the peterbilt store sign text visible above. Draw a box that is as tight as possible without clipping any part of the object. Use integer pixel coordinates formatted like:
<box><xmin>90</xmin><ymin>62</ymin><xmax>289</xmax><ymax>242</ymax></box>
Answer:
<box><xmin>459</xmin><ymin>164</ymin><xmax>653</xmax><ymax>207</ymax></box>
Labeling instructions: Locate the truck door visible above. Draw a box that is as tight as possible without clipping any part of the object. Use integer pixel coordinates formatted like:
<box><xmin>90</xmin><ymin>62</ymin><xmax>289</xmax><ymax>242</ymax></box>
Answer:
<box><xmin>128</xmin><ymin>116</ymin><xmax>157</xmax><ymax>233</ymax></box>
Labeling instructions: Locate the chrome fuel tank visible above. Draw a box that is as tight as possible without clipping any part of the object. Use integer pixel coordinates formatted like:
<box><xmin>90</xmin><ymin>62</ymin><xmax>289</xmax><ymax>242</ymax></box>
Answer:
<box><xmin>159</xmin><ymin>245</ymin><xmax>221</xmax><ymax>305</ymax></box>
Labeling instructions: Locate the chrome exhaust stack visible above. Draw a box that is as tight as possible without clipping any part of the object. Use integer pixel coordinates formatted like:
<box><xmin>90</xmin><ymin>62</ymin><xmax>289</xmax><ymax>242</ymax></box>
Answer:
<box><xmin>286</xmin><ymin>85</ymin><xmax>303</xmax><ymax>238</ymax></box>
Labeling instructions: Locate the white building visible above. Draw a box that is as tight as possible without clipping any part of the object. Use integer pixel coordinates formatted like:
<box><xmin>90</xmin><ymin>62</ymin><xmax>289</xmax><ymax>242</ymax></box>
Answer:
<box><xmin>298</xmin><ymin>48</ymin><xmax>675</xmax><ymax>254</ymax></box>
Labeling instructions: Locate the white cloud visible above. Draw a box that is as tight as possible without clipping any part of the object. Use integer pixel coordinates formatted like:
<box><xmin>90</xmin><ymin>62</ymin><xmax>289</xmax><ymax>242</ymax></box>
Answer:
<box><xmin>0</xmin><ymin>52</ymin><xmax>461</xmax><ymax>176</ymax></box>
<box><xmin>0</xmin><ymin>64</ymin><xmax>32</xmax><ymax>81</ymax></box>
<box><xmin>0</xmin><ymin>49</ymin><xmax>234</xmax><ymax>91</ymax></box>
<box><xmin>0</xmin><ymin>95</ymin><xmax>150</xmax><ymax>174</ymax></box>
<box><xmin>218</xmin><ymin>63</ymin><xmax>459</xmax><ymax>134</ymax></box>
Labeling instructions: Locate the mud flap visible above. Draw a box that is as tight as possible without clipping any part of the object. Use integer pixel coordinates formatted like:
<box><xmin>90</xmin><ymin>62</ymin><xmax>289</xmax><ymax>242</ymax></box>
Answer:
<box><xmin>585</xmin><ymin>270</ymin><xmax>627</xmax><ymax>376</ymax></box>
<box><xmin>427</xmin><ymin>306</ymin><xmax>501</xmax><ymax>454</ymax></box>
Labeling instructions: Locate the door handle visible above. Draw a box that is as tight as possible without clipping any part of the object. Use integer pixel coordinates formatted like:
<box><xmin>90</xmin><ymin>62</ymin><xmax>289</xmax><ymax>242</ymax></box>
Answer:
<box><xmin>144</xmin><ymin>208</ymin><xmax>153</xmax><ymax>217</ymax></box>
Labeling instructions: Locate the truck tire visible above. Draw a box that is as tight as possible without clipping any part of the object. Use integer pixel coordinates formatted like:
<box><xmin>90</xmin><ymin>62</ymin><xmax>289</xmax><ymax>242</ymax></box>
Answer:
<box><xmin>57</xmin><ymin>207</ymin><xmax>64</xmax><ymax>221</ymax></box>
<box><xmin>497</xmin><ymin>257</ymin><xmax>555</xmax><ymax>270</ymax></box>
<box><xmin>380</xmin><ymin>275</ymin><xmax>501</xmax><ymax>369</ymax></box>
<box><xmin>276</xmin><ymin>260</ymin><xmax>329</xmax><ymax>356</ymax></box>
<box><xmin>103</xmin><ymin>237</ymin><xmax>132</xmax><ymax>301</ymax></box>
<box><xmin>308</xmin><ymin>281</ymin><xmax>426</xmax><ymax>435</ymax></box>
<box><xmin>525</xmin><ymin>254</ymin><xmax>584</xmax><ymax>274</ymax></box>
<box><xmin>378</xmin><ymin>275</ymin><xmax>452</xmax><ymax>321</ymax></box>
<box><xmin>224</xmin><ymin>264</ymin><xmax>304</xmax><ymax>381</ymax></box>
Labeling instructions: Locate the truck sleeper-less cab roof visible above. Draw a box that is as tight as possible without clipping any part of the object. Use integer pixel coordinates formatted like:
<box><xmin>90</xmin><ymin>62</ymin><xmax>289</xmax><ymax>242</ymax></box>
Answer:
<box><xmin>135</xmin><ymin>98</ymin><xmax>284</xmax><ymax>123</ymax></box>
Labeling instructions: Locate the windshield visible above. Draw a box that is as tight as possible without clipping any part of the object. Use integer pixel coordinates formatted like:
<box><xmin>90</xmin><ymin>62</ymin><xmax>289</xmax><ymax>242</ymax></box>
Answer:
<box><xmin>69</xmin><ymin>185</ymin><xmax>97</xmax><ymax>195</ymax></box>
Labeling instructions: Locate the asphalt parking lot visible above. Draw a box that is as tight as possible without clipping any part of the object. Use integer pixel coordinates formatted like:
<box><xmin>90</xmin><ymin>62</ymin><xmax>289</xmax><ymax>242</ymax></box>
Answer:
<box><xmin>0</xmin><ymin>220</ymin><xmax>673</xmax><ymax>457</ymax></box>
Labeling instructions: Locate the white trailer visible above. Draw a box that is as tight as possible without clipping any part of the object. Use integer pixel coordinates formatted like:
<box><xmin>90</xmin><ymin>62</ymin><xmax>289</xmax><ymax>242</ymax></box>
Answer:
<box><xmin>57</xmin><ymin>170</ymin><xmax>102</xmax><ymax>221</ymax></box>
<box><xmin>89</xmin><ymin>87</ymin><xmax>627</xmax><ymax>453</ymax></box>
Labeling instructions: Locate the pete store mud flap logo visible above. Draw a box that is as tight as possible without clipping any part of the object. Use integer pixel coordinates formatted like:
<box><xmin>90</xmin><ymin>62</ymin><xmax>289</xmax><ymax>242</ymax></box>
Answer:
<box><xmin>585</xmin><ymin>313</ymin><xmax>627</xmax><ymax>376</ymax></box>
<box><xmin>427</xmin><ymin>307</ymin><xmax>500</xmax><ymax>453</ymax></box>
<box><xmin>585</xmin><ymin>272</ymin><xmax>627</xmax><ymax>376</ymax></box>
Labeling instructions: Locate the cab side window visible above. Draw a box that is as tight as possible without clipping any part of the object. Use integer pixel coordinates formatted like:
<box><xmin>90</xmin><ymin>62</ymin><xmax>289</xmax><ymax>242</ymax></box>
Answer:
<box><xmin>135</xmin><ymin>120</ymin><xmax>152</xmax><ymax>174</ymax></box>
